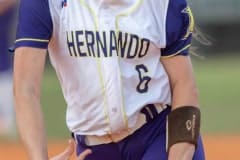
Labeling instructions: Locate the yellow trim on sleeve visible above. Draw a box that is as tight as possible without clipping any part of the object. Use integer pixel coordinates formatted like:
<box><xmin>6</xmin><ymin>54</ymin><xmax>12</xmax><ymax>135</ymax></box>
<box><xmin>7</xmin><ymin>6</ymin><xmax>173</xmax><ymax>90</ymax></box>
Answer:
<box><xmin>182</xmin><ymin>6</ymin><xmax>195</xmax><ymax>40</ymax></box>
<box><xmin>15</xmin><ymin>38</ymin><xmax>49</xmax><ymax>43</ymax></box>
<box><xmin>161</xmin><ymin>44</ymin><xmax>191</xmax><ymax>59</ymax></box>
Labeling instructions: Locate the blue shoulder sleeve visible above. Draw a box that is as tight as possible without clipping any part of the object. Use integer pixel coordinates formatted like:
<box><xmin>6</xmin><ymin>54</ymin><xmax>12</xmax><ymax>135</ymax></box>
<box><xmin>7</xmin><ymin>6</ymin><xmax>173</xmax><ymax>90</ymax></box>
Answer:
<box><xmin>161</xmin><ymin>0</ymin><xmax>194</xmax><ymax>58</ymax></box>
<box><xmin>15</xmin><ymin>0</ymin><xmax>53</xmax><ymax>49</ymax></box>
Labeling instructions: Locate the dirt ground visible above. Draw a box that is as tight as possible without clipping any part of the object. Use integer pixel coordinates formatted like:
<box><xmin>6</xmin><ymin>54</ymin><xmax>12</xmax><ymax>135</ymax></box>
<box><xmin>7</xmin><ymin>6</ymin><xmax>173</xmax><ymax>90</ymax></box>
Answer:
<box><xmin>0</xmin><ymin>135</ymin><xmax>239</xmax><ymax>160</ymax></box>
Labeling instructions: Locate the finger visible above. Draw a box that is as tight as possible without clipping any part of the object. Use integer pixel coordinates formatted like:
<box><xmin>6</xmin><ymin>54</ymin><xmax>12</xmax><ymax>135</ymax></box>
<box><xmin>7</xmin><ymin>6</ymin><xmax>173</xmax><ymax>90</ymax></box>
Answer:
<box><xmin>77</xmin><ymin>149</ymin><xmax>92</xmax><ymax>160</ymax></box>
<box><xmin>63</xmin><ymin>139</ymin><xmax>75</xmax><ymax>156</ymax></box>
<box><xmin>50</xmin><ymin>139</ymin><xmax>75</xmax><ymax>160</ymax></box>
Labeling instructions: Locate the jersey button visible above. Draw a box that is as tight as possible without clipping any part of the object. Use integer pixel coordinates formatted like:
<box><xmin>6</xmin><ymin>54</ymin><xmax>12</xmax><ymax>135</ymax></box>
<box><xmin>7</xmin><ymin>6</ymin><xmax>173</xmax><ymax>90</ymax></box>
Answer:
<box><xmin>112</xmin><ymin>107</ymin><xmax>117</xmax><ymax>113</ymax></box>
<box><xmin>105</xmin><ymin>20</ymin><xmax>110</xmax><ymax>25</ymax></box>
<box><xmin>102</xmin><ymin>4</ymin><xmax>109</xmax><ymax>10</ymax></box>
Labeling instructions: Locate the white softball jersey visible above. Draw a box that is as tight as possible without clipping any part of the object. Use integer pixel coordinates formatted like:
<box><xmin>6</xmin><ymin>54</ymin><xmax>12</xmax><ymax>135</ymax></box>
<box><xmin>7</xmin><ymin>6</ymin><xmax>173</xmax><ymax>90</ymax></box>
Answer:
<box><xmin>15</xmin><ymin>0</ymin><xmax>194</xmax><ymax>136</ymax></box>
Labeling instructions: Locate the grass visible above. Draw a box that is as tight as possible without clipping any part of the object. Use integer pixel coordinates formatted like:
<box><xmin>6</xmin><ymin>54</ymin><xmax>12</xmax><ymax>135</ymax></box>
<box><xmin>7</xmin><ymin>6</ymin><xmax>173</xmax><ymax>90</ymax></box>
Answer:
<box><xmin>192</xmin><ymin>55</ymin><xmax>240</xmax><ymax>134</ymax></box>
<box><xmin>41</xmin><ymin>68</ymin><xmax>69</xmax><ymax>139</ymax></box>
<box><xmin>40</xmin><ymin>55</ymin><xmax>240</xmax><ymax>139</ymax></box>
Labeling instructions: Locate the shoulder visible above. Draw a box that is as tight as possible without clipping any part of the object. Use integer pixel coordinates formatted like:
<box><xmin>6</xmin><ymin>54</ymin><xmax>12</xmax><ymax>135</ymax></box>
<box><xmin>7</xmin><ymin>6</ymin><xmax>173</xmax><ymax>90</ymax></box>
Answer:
<box><xmin>15</xmin><ymin>0</ymin><xmax>56</xmax><ymax>49</ymax></box>
<box><xmin>19</xmin><ymin>0</ymin><xmax>63</xmax><ymax>13</ymax></box>
<box><xmin>149</xmin><ymin>0</ymin><xmax>189</xmax><ymax>12</ymax></box>
<box><xmin>18</xmin><ymin>0</ymin><xmax>50</xmax><ymax>15</ymax></box>
<box><xmin>160</xmin><ymin>0</ymin><xmax>194</xmax><ymax>57</ymax></box>
<box><xmin>19</xmin><ymin>0</ymin><xmax>49</xmax><ymax>7</ymax></box>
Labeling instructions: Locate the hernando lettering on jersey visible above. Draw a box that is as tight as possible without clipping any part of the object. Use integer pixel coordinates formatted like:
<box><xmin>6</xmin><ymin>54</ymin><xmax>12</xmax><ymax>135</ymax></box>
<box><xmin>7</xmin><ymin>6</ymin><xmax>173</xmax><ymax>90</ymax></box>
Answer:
<box><xmin>66</xmin><ymin>30</ymin><xmax>150</xmax><ymax>58</ymax></box>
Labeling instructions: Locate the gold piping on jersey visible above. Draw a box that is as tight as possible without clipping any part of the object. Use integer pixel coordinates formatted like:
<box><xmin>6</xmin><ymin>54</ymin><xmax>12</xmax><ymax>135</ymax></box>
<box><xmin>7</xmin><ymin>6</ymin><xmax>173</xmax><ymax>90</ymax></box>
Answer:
<box><xmin>15</xmin><ymin>38</ymin><xmax>49</xmax><ymax>43</ymax></box>
<box><xmin>115</xmin><ymin>0</ymin><xmax>144</xmax><ymax>30</ymax></box>
<box><xmin>80</xmin><ymin>0</ymin><xmax>112</xmax><ymax>133</ymax></box>
<box><xmin>160</xmin><ymin>44</ymin><xmax>191</xmax><ymax>59</ymax></box>
<box><xmin>181</xmin><ymin>6</ymin><xmax>195</xmax><ymax>40</ymax></box>
<box><xmin>115</xmin><ymin>0</ymin><xmax>144</xmax><ymax>130</ymax></box>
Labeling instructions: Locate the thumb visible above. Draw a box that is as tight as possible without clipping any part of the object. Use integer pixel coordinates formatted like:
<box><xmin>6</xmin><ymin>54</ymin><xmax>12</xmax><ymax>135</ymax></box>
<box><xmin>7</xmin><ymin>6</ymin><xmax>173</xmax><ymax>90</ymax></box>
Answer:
<box><xmin>62</xmin><ymin>139</ymin><xmax>75</xmax><ymax>156</ymax></box>
<box><xmin>77</xmin><ymin>149</ymin><xmax>92</xmax><ymax>160</ymax></box>
<box><xmin>50</xmin><ymin>139</ymin><xmax>75</xmax><ymax>160</ymax></box>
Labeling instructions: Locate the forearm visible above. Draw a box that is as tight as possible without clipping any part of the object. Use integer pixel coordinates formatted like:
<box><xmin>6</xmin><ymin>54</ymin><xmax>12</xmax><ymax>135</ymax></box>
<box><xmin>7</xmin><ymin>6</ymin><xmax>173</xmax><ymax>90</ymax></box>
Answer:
<box><xmin>168</xmin><ymin>80</ymin><xmax>199</xmax><ymax>160</ymax></box>
<box><xmin>0</xmin><ymin>0</ymin><xmax>16</xmax><ymax>14</ymax></box>
<box><xmin>15</xmin><ymin>93</ymin><xmax>48</xmax><ymax>160</ymax></box>
<box><xmin>168</xmin><ymin>142</ymin><xmax>195</xmax><ymax>160</ymax></box>
<box><xmin>171</xmin><ymin>80</ymin><xmax>199</xmax><ymax>109</ymax></box>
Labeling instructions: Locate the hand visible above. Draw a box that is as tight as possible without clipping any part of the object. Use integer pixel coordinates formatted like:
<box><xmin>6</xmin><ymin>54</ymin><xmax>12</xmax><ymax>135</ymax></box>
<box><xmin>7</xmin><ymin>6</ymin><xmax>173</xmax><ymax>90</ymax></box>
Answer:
<box><xmin>76</xmin><ymin>149</ymin><xmax>92</xmax><ymax>160</ymax></box>
<box><xmin>168</xmin><ymin>142</ymin><xmax>195</xmax><ymax>160</ymax></box>
<box><xmin>50</xmin><ymin>139</ymin><xmax>92</xmax><ymax>160</ymax></box>
<box><xmin>0</xmin><ymin>0</ymin><xmax>16</xmax><ymax>14</ymax></box>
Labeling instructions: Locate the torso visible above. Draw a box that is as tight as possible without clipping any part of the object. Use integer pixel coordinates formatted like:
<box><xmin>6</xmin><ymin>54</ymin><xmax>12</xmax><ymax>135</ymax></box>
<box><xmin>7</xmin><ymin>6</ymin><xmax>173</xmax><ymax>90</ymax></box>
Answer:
<box><xmin>48</xmin><ymin>0</ymin><xmax>171</xmax><ymax>135</ymax></box>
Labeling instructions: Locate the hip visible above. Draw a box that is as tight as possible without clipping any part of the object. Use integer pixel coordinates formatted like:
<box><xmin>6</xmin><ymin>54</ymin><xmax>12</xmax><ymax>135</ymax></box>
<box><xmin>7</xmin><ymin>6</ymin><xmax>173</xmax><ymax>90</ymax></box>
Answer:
<box><xmin>72</xmin><ymin>104</ymin><xmax>171</xmax><ymax>146</ymax></box>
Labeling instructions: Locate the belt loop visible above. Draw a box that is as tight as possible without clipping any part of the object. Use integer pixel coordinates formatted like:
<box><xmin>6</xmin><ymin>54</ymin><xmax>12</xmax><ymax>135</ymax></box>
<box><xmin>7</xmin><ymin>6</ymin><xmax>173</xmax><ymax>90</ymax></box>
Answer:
<box><xmin>72</xmin><ymin>133</ymin><xmax>88</xmax><ymax>146</ymax></box>
<box><xmin>141</xmin><ymin>104</ymin><xmax>166</xmax><ymax>122</ymax></box>
<box><xmin>140</xmin><ymin>107</ymin><xmax>152</xmax><ymax>122</ymax></box>
<box><xmin>146</xmin><ymin>104</ymin><xmax>158</xmax><ymax>118</ymax></box>
<box><xmin>80</xmin><ymin>135</ymin><xmax>87</xmax><ymax>146</ymax></box>
<box><xmin>71</xmin><ymin>133</ymin><xmax>78</xmax><ymax>145</ymax></box>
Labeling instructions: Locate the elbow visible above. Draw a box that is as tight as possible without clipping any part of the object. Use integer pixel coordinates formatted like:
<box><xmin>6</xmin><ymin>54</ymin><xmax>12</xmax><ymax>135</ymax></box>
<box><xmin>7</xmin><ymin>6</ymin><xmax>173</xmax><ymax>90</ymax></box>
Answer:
<box><xmin>13</xmin><ymin>82</ymin><xmax>41</xmax><ymax>112</ymax></box>
<box><xmin>188</xmin><ymin>80</ymin><xmax>199</xmax><ymax>98</ymax></box>
<box><xmin>191</xmin><ymin>84</ymin><xmax>199</xmax><ymax>104</ymax></box>
<box><xmin>13</xmin><ymin>81</ymin><xmax>40</xmax><ymax>104</ymax></box>
<box><xmin>186</xmin><ymin>82</ymin><xmax>200</xmax><ymax>108</ymax></box>
<box><xmin>171</xmin><ymin>80</ymin><xmax>200</xmax><ymax>108</ymax></box>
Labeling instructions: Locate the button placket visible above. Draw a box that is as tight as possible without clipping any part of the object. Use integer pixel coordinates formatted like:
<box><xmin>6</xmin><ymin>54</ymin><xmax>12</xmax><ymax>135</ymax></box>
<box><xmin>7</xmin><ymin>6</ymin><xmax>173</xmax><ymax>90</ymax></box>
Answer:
<box><xmin>99</xmin><ymin>5</ymin><xmax>116</xmax><ymax>29</ymax></box>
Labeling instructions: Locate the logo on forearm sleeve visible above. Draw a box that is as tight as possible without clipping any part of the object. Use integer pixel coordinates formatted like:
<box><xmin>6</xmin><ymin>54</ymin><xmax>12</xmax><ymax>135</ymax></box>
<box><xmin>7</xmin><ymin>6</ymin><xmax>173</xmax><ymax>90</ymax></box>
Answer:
<box><xmin>186</xmin><ymin>114</ymin><xmax>196</xmax><ymax>138</ymax></box>
<box><xmin>181</xmin><ymin>6</ymin><xmax>195</xmax><ymax>40</ymax></box>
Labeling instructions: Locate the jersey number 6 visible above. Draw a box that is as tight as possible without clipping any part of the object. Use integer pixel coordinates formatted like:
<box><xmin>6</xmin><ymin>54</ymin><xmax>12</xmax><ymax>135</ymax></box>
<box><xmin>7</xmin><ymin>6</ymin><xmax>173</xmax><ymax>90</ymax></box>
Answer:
<box><xmin>135</xmin><ymin>64</ymin><xmax>152</xmax><ymax>93</ymax></box>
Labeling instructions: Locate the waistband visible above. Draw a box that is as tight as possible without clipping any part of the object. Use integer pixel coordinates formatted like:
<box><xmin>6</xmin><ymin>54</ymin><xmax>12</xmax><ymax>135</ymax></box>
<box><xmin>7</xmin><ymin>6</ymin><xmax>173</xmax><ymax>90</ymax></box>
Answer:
<box><xmin>73</xmin><ymin>104</ymin><xmax>168</xmax><ymax>146</ymax></box>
